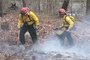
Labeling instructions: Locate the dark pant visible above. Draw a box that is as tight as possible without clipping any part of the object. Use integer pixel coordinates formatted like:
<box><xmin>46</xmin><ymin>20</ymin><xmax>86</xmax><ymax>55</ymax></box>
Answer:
<box><xmin>57</xmin><ymin>31</ymin><xmax>74</xmax><ymax>46</ymax></box>
<box><xmin>19</xmin><ymin>23</ymin><xmax>37</xmax><ymax>44</ymax></box>
<box><xmin>61</xmin><ymin>31</ymin><xmax>73</xmax><ymax>45</ymax></box>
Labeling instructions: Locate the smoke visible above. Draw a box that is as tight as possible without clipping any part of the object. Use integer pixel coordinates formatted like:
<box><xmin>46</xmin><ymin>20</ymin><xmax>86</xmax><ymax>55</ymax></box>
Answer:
<box><xmin>31</xmin><ymin>35</ymin><xmax>89</xmax><ymax>57</ymax></box>
<box><xmin>0</xmin><ymin>14</ymin><xmax>90</xmax><ymax>59</ymax></box>
<box><xmin>31</xmin><ymin>14</ymin><xmax>90</xmax><ymax>58</ymax></box>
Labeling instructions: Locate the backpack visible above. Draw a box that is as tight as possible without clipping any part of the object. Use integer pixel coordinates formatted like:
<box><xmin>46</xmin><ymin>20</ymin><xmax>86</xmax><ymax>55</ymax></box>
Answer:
<box><xmin>64</xmin><ymin>15</ymin><xmax>75</xmax><ymax>23</ymax></box>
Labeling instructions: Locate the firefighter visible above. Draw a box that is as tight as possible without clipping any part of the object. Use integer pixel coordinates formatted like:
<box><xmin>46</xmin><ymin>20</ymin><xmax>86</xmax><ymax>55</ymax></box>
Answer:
<box><xmin>17</xmin><ymin>7</ymin><xmax>39</xmax><ymax>45</ymax></box>
<box><xmin>58</xmin><ymin>8</ymin><xmax>75</xmax><ymax>46</ymax></box>
<box><xmin>59</xmin><ymin>8</ymin><xmax>74</xmax><ymax>31</ymax></box>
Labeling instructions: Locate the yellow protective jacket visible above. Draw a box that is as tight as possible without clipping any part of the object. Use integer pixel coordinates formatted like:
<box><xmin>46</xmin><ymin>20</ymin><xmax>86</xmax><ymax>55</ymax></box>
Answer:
<box><xmin>18</xmin><ymin>11</ymin><xmax>39</xmax><ymax>28</ymax></box>
<box><xmin>61</xmin><ymin>15</ymin><xmax>75</xmax><ymax>30</ymax></box>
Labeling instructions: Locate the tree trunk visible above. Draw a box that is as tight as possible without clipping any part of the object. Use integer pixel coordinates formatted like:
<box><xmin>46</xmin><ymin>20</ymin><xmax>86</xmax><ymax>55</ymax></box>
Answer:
<box><xmin>22</xmin><ymin>0</ymin><xmax>26</xmax><ymax>7</ymax></box>
<box><xmin>0</xmin><ymin>0</ymin><xmax>3</xmax><ymax>17</ymax></box>
<box><xmin>86</xmin><ymin>0</ymin><xmax>90</xmax><ymax>14</ymax></box>
<box><xmin>62</xmin><ymin>0</ymin><xmax>70</xmax><ymax>11</ymax></box>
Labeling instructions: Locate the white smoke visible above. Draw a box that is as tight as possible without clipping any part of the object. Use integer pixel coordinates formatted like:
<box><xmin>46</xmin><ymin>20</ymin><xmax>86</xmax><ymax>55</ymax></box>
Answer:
<box><xmin>31</xmin><ymin>14</ymin><xmax>90</xmax><ymax>58</ymax></box>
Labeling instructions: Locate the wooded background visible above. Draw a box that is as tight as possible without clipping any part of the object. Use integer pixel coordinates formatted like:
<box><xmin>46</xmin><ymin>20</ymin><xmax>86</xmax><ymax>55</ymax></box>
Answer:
<box><xmin>0</xmin><ymin>0</ymin><xmax>87</xmax><ymax>18</ymax></box>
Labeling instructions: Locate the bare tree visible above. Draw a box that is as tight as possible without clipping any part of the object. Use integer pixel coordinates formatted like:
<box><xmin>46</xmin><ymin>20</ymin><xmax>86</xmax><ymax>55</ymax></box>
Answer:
<box><xmin>0</xmin><ymin>0</ymin><xmax>3</xmax><ymax>17</ymax></box>
<box><xmin>22</xmin><ymin>0</ymin><xmax>26</xmax><ymax>7</ymax></box>
<box><xmin>86</xmin><ymin>0</ymin><xmax>90</xmax><ymax>14</ymax></box>
<box><xmin>62</xmin><ymin>0</ymin><xmax>70</xmax><ymax>11</ymax></box>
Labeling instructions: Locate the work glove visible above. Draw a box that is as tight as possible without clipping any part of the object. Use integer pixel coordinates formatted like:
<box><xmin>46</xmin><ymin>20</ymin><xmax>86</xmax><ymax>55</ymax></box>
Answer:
<box><xmin>34</xmin><ymin>25</ymin><xmax>39</xmax><ymax>31</ymax></box>
<box><xmin>17</xmin><ymin>25</ymin><xmax>21</xmax><ymax>30</ymax></box>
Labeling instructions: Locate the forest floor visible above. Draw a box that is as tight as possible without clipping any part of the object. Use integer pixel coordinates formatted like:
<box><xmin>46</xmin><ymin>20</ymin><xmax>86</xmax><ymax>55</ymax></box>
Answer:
<box><xmin>0</xmin><ymin>12</ymin><xmax>90</xmax><ymax>60</ymax></box>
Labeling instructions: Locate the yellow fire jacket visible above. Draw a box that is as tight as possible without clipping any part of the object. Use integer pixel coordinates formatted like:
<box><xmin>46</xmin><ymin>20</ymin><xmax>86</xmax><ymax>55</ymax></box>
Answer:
<box><xmin>18</xmin><ymin>11</ymin><xmax>39</xmax><ymax>28</ymax></box>
<box><xmin>61</xmin><ymin>15</ymin><xmax>75</xmax><ymax>30</ymax></box>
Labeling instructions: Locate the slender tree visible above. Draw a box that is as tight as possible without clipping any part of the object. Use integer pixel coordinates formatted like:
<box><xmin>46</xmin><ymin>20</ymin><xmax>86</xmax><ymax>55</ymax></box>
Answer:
<box><xmin>86</xmin><ymin>0</ymin><xmax>90</xmax><ymax>13</ymax></box>
<box><xmin>62</xmin><ymin>0</ymin><xmax>70</xmax><ymax>11</ymax></box>
<box><xmin>0</xmin><ymin>0</ymin><xmax>3</xmax><ymax>17</ymax></box>
<box><xmin>22</xmin><ymin>0</ymin><xmax>26</xmax><ymax>7</ymax></box>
